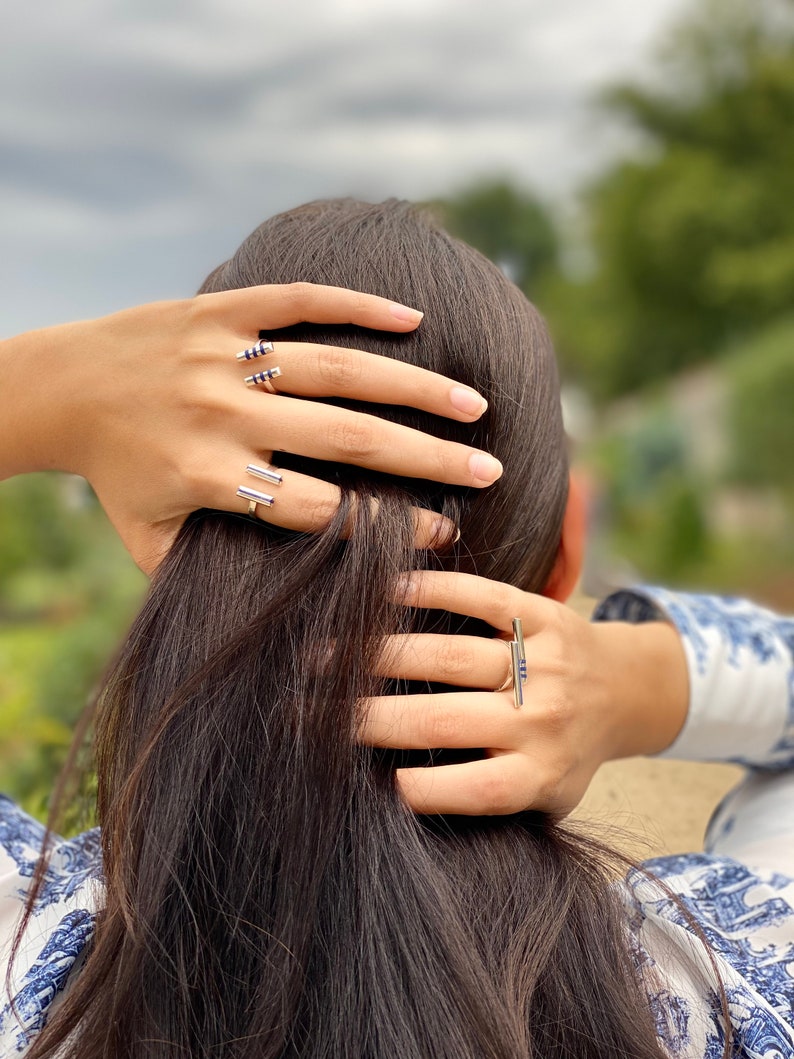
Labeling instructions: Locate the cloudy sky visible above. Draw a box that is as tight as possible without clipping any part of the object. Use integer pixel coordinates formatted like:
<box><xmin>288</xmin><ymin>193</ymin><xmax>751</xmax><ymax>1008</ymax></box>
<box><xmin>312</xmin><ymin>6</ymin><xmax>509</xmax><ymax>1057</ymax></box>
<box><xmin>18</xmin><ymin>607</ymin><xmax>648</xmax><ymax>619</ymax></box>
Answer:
<box><xmin>1</xmin><ymin>0</ymin><xmax>688</xmax><ymax>335</ymax></box>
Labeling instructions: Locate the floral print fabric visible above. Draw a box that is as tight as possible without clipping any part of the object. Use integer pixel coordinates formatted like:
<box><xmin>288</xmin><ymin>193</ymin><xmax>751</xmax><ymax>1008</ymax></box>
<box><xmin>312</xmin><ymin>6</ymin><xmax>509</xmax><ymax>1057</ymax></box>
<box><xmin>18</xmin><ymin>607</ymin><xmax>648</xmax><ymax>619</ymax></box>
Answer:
<box><xmin>0</xmin><ymin>589</ymin><xmax>791</xmax><ymax>1056</ymax></box>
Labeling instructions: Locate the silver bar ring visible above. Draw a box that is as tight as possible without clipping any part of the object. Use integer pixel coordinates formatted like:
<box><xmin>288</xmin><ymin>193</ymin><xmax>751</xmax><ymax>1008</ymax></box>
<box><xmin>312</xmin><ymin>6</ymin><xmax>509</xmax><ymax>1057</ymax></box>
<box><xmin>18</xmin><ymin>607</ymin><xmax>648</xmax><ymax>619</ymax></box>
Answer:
<box><xmin>246</xmin><ymin>463</ymin><xmax>283</xmax><ymax>486</ymax></box>
<box><xmin>236</xmin><ymin>339</ymin><xmax>274</xmax><ymax>362</ymax></box>
<box><xmin>244</xmin><ymin>366</ymin><xmax>282</xmax><ymax>392</ymax></box>
<box><xmin>494</xmin><ymin>618</ymin><xmax>528</xmax><ymax>709</ymax></box>
<box><xmin>237</xmin><ymin>485</ymin><xmax>276</xmax><ymax>518</ymax></box>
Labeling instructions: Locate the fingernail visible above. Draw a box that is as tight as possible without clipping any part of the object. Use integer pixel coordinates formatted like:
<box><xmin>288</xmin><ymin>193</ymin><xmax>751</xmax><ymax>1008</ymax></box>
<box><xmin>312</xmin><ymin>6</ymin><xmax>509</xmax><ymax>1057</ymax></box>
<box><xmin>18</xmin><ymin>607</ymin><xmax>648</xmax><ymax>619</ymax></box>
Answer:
<box><xmin>389</xmin><ymin>303</ymin><xmax>424</xmax><ymax>322</ymax></box>
<box><xmin>468</xmin><ymin>452</ymin><xmax>503</xmax><ymax>484</ymax></box>
<box><xmin>431</xmin><ymin>517</ymin><xmax>459</xmax><ymax>548</ymax></box>
<box><xmin>449</xmin><ymin>386</ymin><xmax>487</xmax><ymax>417</ymax></box>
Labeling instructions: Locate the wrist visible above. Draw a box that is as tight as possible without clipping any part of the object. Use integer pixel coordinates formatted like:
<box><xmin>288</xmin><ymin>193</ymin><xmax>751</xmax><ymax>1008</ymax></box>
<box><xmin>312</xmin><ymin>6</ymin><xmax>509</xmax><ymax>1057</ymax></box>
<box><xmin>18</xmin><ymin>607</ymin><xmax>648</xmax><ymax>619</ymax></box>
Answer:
<box><xmin>0</xmin><ymin>322</ymin><xmax>88</xmax><ymax>481</ymax></box>
<box><xmin>596</xmin><ymin>620</ymin><xmax>689</xmax><ymax>760</ymax></box>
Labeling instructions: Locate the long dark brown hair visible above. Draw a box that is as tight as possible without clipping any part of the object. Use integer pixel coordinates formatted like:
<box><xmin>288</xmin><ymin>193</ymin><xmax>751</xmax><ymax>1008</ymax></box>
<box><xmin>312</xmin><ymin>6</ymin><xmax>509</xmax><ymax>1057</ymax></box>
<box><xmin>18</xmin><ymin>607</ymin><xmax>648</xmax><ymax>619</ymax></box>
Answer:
<box><xmin>22</xmin><ymin>200</ymin><xmax>678</xmax><ymax>1057</ymax></box>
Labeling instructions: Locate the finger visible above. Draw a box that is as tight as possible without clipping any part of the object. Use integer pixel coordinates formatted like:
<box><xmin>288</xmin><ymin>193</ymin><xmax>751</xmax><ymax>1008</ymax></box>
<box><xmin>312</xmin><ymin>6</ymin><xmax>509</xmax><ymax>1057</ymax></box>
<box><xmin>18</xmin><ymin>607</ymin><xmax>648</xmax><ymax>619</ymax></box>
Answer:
<box><xmin>242</xmin><ymin>397</ymin><xmax>502</xmax><ymax>488</ymax></box>
<box><xmin>376</xmin><ymin>634</ymin><xmax>511</xmax><ymax>689</ymax></box>
<box><xmin>197</xmin><ymin>283</ymin><xmax>424</xmax><ymax>334</ymax></box>
<box><xmin>199</xmin><ymin>459</ymin><xmax>458</xmax><ymax>546</ymax></box>
<box><xmin>267</xmin><ymin>343</ymin><xmax>487</xmax><ymax>422</ymax></box>
<box><xmin>394</xmin><ymin>570</ymin><xmax>556</xmax><ymax>635</ymax></box>
<box><xmin>361</xmin><ymin>692</ymin><xmax>519</xmax><ymax>750</ymax></box>
<box><xmin>396</xmin><ymin>754</ymin><xmax>529</xmax><ymax>815</ymax></box>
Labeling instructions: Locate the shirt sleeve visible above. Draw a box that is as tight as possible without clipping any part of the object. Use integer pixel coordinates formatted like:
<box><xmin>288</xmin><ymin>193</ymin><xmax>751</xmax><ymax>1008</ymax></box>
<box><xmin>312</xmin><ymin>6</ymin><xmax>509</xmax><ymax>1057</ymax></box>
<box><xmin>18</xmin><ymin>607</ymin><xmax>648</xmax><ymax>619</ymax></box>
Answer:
<box><xmin>593</xmin><ymin>587</ymin><xmax>794</xmax><ymax>769</ymax></box>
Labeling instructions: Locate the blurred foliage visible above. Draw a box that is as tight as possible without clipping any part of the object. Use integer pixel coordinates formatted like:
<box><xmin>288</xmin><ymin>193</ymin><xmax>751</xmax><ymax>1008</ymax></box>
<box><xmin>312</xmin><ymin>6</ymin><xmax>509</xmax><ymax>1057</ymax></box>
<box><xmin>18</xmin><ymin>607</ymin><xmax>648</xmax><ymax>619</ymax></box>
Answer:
<box><xmin>433</xmin><ymin>0</ymin><xmax>792</xmax><ymax>601</ymax></box>
<box><xmin>542</xmin><ymin>0</ymin><xmax>794</xmax><ymax>399</ymax></box>
<box><xmin>590</xmin><ymin>408</ymin><xmax>793</xmax><ymax>601</ymax></box>
<box><xmin>433</xmin><ymin>180</ymin><xmax>558</xmax><ymax>292</ymax></box>
<box><xmin>727</xmin><ymin>318</ymin><xmax>794</xmax><ymax>491</ymax></box>
<box><xmin>0</xmin><ymin>475</ymin><xmax>84</xmax><ymax>590</ymax></box>
<box><xmin>589</xmin><ymin>411</ymin><xmax>712</xmax><ymax>582</ymax></box>
<box><xmin>0</xmin><ymin>474</ymin><xmax>145</xmax><ymax>825</ymax></box>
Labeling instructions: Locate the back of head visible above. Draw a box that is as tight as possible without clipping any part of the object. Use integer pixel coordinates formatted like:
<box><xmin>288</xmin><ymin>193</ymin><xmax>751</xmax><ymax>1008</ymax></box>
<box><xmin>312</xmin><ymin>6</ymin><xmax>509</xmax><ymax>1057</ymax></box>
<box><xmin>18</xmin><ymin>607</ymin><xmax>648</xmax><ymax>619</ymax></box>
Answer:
<box><xmin>200</xmin><ymin>197</ymin><xmax>568</xmax><ymax>592</ymax></box>
<box><xmin>29</xmin><ymin>201</ymin><xmax>666</xmax><ymax>1059</ymax></box>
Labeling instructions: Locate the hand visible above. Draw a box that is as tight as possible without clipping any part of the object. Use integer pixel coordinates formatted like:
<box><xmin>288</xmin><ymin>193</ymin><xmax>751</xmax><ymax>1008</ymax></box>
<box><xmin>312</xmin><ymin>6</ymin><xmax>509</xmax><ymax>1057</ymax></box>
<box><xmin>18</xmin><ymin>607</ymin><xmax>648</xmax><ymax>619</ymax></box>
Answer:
<box><xmin>1</xmin><ymin>284</ymin><xmax>501</xmax><ymax>573</ymax></box>
<box><xmin>361</xmin><ymin>571</ymin><xmax>688</xmax><ymax>817</ymax></box>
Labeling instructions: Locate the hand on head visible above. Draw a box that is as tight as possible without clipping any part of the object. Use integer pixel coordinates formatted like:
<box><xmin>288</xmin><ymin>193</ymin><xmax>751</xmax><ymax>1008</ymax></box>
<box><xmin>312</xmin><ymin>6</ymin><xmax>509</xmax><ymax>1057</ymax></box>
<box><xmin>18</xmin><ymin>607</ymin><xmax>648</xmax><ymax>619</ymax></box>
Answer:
<box><xmin>4</xmin><ymin>284</ymin><xmax>501</xmax><ymax>573</ymax></box>
<box><xmin>364</xmin><ymin>568</ymin><xmax>689</xmax><ymax>818</ymax></box>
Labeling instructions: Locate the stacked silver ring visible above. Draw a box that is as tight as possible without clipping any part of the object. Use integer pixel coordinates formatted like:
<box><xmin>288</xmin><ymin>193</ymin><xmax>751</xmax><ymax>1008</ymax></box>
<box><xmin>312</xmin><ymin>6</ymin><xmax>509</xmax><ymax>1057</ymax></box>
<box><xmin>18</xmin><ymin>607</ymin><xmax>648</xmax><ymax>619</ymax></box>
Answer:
<box><xmin>234</xmin><ymin>341</ymin><xmax>284</xmax><ymax>513</ymax></box>
<box><xmin>495</xmin><ymin>618</ymin><xmax>528</xmax><ymax>709</ymax></box>
<box><xmin>236</xmin><ymin>339</ymin><xmax>282</xmax><ymax>392</ymax></box>
<box><xmin>236</xmin><ymin>463</ymin><xmax>283</xmax><ymax>518</ymax></box>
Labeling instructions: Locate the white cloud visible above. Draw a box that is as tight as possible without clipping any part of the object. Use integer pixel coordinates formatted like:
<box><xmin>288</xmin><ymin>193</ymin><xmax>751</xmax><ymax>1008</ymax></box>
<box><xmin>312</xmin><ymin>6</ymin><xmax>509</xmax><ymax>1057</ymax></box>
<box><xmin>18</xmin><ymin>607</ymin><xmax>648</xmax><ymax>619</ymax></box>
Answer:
<box><xmin>0</xmin><ymin>0</ymin><xmax>689</xmax><ymax>333</ymax></box>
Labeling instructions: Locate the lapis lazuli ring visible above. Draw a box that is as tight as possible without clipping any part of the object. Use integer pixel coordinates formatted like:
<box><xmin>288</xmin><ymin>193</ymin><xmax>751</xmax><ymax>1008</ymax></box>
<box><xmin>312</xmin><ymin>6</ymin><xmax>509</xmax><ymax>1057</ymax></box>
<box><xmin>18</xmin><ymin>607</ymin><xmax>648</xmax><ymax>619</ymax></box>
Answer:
<box><xmin>243</xmin><ymin>366</ymin><xmax>282</xmax><ymax>392</ymax></box>
<box><xmin>236</xmin><ymin>339</ymin><xmax>274</xmax><ymax>362</ymax></box>
<box><xmin>495</xmin><ymin>618</ymin><xmax>528</xmax><ymax>709</ymax></box>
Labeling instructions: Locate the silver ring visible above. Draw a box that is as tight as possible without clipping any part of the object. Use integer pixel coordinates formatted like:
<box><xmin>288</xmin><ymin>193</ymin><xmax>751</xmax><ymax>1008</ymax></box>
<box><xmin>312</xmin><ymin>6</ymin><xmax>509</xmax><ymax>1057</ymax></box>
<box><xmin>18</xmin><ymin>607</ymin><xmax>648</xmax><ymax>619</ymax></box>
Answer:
<box><xmin>494</xmin><ymin>619</ymin><xmax>527</xmax><ymax>709</ymax></box>
<box><xmin>237</xmin><ymin>485</ymin><xmax>275</xmax><ymax>515</ymax></box>
<box><xmin>246</xmin><ymin>463</ymin><xmax>283</xmax><ymax>486</ymax></box>
<box><xmin>244</xmin><ymin>366</ymin><xmax>282</xmax><ymax>392</ymax></box>
<box><xmin>495</xmin><ymin>645</ymin><xmax>513</xmax><ymax>693</ymax></box>
<box><xmin>236</xmin><ymin>339</ymin><xmax>274</xmax><ymax>362</ymax></box>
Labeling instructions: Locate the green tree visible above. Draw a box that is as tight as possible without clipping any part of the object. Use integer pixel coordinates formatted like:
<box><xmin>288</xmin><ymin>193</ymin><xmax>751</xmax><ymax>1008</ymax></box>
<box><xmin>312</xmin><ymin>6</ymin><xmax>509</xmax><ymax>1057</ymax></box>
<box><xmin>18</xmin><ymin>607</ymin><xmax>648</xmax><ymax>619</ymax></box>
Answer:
<box><xmin>0</xmin><ymin>474</ymin><xmax>145</xmax><ymax>820</ymax></box>
<box><xmin>728</xmin><ymin>318</ymin><xmax>794</xmax><ymax>491</ymax></box>
<box><xmin>546</xmin><ymin>0</ymin><xmax>794</xmax><ymax>399</ymax></box>
<box><xmin>434</xmin><ymin>180</ymin><xmax>558</xmax><ymax>293</ymax></box>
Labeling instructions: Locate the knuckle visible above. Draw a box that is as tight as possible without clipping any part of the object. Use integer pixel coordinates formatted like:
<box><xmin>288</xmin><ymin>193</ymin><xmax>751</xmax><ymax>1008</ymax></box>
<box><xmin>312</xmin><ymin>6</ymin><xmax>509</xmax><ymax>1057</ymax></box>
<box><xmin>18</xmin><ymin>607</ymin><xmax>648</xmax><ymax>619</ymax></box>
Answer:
<box><xmin>421</xmin><ymin>706</ymin><xmax>464</xmax><ymax>747</ymax></box>
<box><xmin>328</xmin><ymin>418</ymin><xmax>377</xmax><ymax>462</ymax></box>
<box><xmin>434</xmin><ymin>639</ymin><xmax>473</xmax><ymax>683</ymax></box>
<box><xmin>543</xmin><ymin>692</ymin><xmax>574</xmax><ymax>735</ymax></box>
<box><xmin>350</xmin><ymin>290</ymin><xmax>370</xmax><ymax>316</ymax></box>
<box><xmin>303</xmin><ymin>492</ymin><xmax>339</xmax><ymax>530</ymax></box>
<box><xmin>431</xmin><ymin>442</ymin><xmax>456</xmax><ymax>482</ymax></box>
<box><xmin>533</xmin><ymin>771</ymin><xmax>562</xmax><ymax>810</ymax></box>
<box><xmin>532</xmin><ymin>759</ymin><xmax>573</xmax><ymax>811</ymax></box>
<box><xmin>491</xmin><ymin>583</ymin><xmax>516</xmax><ymax>623</ymax></box>
<box><xmin>475</xmin><ymin>769</ymin><xmax>515</xmax><ymax>815</ymax></box>
<box><xmin>315</xmin><ymin>346</ymin><xmax>362</xmax><ymax>390</ymax></box>
<box><xmin>286</xmin><ymin>281</ymin><xmax>315</xmax><ymax>304</ymax></box>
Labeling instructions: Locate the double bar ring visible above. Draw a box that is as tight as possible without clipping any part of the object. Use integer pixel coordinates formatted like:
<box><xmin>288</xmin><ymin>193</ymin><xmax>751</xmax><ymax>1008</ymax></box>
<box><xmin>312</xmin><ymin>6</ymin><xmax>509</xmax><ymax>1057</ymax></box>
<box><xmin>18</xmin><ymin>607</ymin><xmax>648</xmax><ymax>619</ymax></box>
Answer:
<box><xmin>236</xmin><ymin>463</ymin><xmax>284</xmax><ymax>519</ymax></box>
<box><xmin>495</xmin><ymin>618</ymin><xmax>528</xmax><ymax>709</ymax></box>
<box><xmin>236</xmin><ymin>339</ymin><xmax>282</xmax><ymax>392</ymax></box>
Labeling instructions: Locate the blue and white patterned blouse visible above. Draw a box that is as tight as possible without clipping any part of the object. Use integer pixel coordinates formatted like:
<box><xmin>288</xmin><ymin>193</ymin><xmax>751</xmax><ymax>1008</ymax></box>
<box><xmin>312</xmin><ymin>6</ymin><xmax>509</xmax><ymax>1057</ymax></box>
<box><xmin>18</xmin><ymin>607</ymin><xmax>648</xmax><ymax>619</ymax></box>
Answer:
<box><xmin>0</xmin><ymin>588</ymin><xmax>792</xmax><ymax>1057</ymax></box>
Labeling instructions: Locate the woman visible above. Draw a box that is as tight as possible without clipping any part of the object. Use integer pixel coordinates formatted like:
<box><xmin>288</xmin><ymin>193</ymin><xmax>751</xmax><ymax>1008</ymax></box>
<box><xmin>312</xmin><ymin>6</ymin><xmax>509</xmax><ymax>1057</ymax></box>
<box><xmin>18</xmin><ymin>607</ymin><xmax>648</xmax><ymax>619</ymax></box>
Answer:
<box><xmin>0</xmin><ymin>199</ymin><xmax>791</xmax><ymax>1057</ymax></box>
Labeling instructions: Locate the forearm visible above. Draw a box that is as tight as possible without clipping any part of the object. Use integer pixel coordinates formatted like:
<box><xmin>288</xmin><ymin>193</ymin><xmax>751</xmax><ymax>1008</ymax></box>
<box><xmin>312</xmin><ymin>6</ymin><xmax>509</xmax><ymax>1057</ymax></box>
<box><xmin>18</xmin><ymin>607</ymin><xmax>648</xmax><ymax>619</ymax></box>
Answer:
<box><xmin>596</xmin><ymin>588</ymin><xmax>794</xmax><ymax>769</ymax></box>
<box><xmin>0</xmin><ymin>324</ymin><xmax>83</xmax><ymax>480</ymax></box>
<box><xmin>598</xmin><ymin>619</ymin><xmax>689</xmax><ymax>760</ymax></box>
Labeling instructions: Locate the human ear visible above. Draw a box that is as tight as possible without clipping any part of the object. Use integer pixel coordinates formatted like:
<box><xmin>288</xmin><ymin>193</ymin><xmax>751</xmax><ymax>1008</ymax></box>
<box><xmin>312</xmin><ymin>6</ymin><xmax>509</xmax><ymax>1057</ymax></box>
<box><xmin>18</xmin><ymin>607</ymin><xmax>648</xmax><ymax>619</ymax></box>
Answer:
<box><xmin>542</xmin><ymin>470</ymin><xmax>588</xmax><ymax>602</ymax></box>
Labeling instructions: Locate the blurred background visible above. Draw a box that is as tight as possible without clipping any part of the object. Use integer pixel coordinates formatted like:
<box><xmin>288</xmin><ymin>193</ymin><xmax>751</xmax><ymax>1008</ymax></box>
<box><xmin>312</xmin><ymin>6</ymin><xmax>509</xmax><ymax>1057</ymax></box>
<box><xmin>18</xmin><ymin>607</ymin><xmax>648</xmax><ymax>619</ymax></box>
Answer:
<box><xmin>1</xmin><ymin>0</ymin><xmax>792</xmax><ymax>826</ymax></box>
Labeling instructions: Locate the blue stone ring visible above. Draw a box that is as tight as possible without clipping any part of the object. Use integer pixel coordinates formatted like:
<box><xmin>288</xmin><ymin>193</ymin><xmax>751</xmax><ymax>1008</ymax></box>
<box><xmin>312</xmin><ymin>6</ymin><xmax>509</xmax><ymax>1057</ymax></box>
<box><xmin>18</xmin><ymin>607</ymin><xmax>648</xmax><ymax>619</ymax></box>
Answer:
<box><xmin>243</xmin><ymin>366</ymin><xmax>282</xmax><ymax>392</ymax></box>
<box><xmin>236</xmin><ymin>339</ymin><xmax>274</xmax><ymax>361</ymax></box>
<box><xmin>495</xmin><ymin>618</ymin><xmax>528</xmax><ymax>709</ymax></box>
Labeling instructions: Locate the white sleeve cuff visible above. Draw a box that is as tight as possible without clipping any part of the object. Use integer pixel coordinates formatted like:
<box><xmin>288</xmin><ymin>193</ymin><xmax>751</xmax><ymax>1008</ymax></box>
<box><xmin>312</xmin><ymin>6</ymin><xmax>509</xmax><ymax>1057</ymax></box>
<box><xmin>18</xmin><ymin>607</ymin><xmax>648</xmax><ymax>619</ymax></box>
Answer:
<box><xmin>593</xmin><ymin>588</ymin><xmax>793</xmax><ymax>768</ymax></box>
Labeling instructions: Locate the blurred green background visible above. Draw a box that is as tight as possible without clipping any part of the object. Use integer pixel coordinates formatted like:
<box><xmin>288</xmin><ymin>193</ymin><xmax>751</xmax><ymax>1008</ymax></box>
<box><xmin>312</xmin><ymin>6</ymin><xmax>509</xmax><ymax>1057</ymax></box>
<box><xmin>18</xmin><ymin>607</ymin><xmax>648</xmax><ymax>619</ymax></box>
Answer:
<box><xmin>1</xmin><ymin>0</ymin><xmax>792</xmax><ymax>822</ymax></box>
